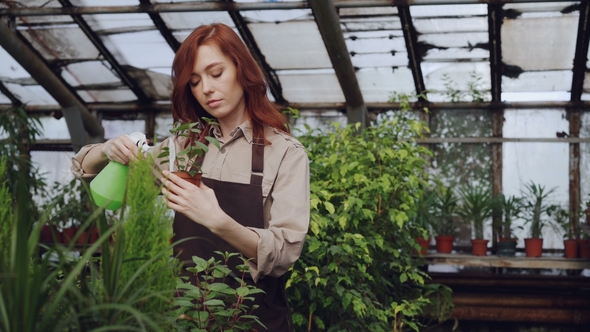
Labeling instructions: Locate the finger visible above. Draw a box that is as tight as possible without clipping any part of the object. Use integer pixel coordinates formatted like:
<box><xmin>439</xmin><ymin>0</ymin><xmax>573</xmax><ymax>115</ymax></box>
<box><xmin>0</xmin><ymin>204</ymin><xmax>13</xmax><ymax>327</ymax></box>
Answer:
<box><xmin>162</xmin><ymin>171</ymin><xmax>193</xmax><ymax>191</ymax></box>
<box><xmin>161</xmin><ymin>187</ymin><xmax>182</xmax><ymax>206</ymax></box>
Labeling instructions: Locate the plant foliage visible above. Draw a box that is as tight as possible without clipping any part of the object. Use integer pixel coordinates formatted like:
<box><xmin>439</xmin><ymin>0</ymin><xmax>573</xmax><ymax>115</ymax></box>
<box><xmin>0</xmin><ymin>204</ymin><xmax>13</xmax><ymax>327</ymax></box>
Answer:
<box><xmin>457</xmin><ymin>184</ymin><xmax>493</xmax><ymax>240</ymax></box>
<box><xmin>288</xmin><ymin>107</ymin><xmax>452</xmax><ymax>331</ymax></box>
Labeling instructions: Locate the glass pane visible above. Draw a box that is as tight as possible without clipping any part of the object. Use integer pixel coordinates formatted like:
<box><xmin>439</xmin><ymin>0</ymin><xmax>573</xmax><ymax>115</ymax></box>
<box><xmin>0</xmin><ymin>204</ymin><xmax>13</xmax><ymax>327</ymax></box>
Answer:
<box><xmin>340</xmin><ymin>6</ymin><xmax>398</xmax><ymax>17</ymax></box>
<box><xmin>291</xmin><ymin>110</ymin><xmax>348</xmax><ymax>133</ymax></box>
<box><xmin>504</xmin><ymin>109</ymin><xmax>569</xmax><ymax>138</ymax></box>
<box><xmin>413</xmin><ymin>17</ymin><xmax>487</xmax><ymax>34</ymax></box>
<box><xmin>60</xmin><ymin>61</ymin><xmax>121</xmax><ymax>86</ymax></box>
<box><xmin>155</xmin><ymin>113</ymin><xmax>174</xmax><ymax>140</ymax></box>
<box><xmin>277</xmin><ymin>70</ymin><xmax>344</xmax><ymax>103</ymax></box>
<box><xmin>38</xmin><ymin>117</ymin><xmax>70</xmax><ymax>140</ymax></box>
<box><xmin>503</xmin><ymin>70</ymin><xmax>572</xmax><ymax>92</ymax></box>
<box><xmin>71</xmin><ymin>0</ymin><xmax>138</xmax><ymax>6</ymax></box>
<box><xmin>102</xmin><ymin>120</ymin><xmax>146</xmax><ymax>140</ymax></box>
<box><xmin>30</xmin><ymin>151</ymin><xmax>76</xmax><ymax>192</ymax></box>
<box><xmin>4</xmin><ymin>83</ymin><xmax>57</xmax><ymax>105</ymax></box>
<box><xmin>102</xmin><ymin>30</ymin><xmax>175</xmax><ymax>72</ymax></box>
<box><xmin>242</xmin><ymin>9</ymin><xmax>313</xmax><ymax>22</ymax></box>
<box><xmin>421</xmin><ymin>62</ymin><xmax>490</xmax><ymax>101</ymax></box>
<box><xmin>161</xmin><ymin>11</ymin><xmax>234</xmax><ymax>30</ymax></box>
<box><xmin>0</xmin><ymin>93</ymin><xmax>11</xmax><ymax>104</ymax></box>
<box><xmin>20</xmin><ymin>28</ymin><xmax>100</xmax><ymax>60</ymax></box>
<box><xmin>357</xmin><ymin>67</ymin><xmax>414</xmax><ymax>102</ymax></box>
<box><xmin>0</xmin><ymin>47</ymin><xmax>30</xmax><ymax>79</ymax></box>
<box><xmin>430</xmin><ymin>109</ymin><xmax>492</xmax><ymax>138</ymax></box>
<box><xmin>502</xmin><ymin>15</ymin><xmax>578</xmax><ymax>71</ymax></box>
<box><xmin>503</xmin><ymin>142</ymin><xmax>568</xmax><ymax>248</ymax></box>
<box><xmin>581</xmin><ymin>142</ymin><xmax>590</xmax><ymax>207</ymax></box>
<box><xmin>249</xmin><ymin>21</ymin><xmax>332</xmax><ymax>70</ymax></box>
<box><xmin>410</xmin><ymin>4</ymin><xmax>487</xmax><ymax>17</ymax></box>
<box><xmin>78</xmin><ymin>90</ymin><xmax>137</xmax><ymax>103</ymax></box>
<box><xmin>502</xmin><ymin>91</ymin><xmax>571</xmax><ymax>102</ymax></box>
<box><xmin>504</xmin><ymin>2</ymin><xmax>580</xmax><ymax>13</ymax></box>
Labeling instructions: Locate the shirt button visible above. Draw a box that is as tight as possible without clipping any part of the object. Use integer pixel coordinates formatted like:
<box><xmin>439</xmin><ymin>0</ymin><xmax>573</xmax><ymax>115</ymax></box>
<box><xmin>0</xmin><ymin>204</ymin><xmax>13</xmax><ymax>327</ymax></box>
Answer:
<box><xmin>220</xmin><ymin>148</ymin><xmax>226</xmax><ymax>154</ymax></box>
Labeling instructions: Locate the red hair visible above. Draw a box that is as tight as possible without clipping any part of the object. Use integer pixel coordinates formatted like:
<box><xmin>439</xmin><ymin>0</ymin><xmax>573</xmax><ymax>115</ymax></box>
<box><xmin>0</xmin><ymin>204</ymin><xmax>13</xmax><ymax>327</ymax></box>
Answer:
<box><xmin>171</xmin><ymin>23</ymin><xmax>289</xmax><ymax>144</ymax></box>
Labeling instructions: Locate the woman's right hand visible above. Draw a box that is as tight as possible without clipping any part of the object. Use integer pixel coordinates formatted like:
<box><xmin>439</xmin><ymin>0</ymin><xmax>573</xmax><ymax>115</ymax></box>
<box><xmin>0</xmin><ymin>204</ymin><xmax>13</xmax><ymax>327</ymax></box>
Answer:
<box><xmin>100</xmin><ymin>134</ymin><xmax>139</xmax><ymax>165</ymax></box>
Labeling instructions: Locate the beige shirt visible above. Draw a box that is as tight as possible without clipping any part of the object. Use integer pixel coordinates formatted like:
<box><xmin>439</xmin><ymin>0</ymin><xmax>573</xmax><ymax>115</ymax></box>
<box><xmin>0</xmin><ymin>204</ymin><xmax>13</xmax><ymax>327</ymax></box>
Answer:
<box><xmin>71</xmin><ymin>121</ymin><xmax>310</xmax><ymax>281</ymax></box>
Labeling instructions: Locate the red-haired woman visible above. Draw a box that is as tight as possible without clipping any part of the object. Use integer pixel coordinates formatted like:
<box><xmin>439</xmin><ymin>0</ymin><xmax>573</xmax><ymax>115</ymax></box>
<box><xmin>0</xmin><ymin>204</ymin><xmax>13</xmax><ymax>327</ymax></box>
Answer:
<box><xmin>71</xmin><ymin>23</ymin><xmax>310</xmax><ymax>331</ymax></box>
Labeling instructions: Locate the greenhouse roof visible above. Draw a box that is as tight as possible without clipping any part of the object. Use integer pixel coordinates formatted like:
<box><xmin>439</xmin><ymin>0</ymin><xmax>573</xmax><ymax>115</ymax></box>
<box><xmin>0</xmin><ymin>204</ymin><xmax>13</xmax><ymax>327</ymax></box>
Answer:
<box><xmin>1</xmin><ymin>0</ymin><xmax>589</xmax><ymax>150</ymax></box>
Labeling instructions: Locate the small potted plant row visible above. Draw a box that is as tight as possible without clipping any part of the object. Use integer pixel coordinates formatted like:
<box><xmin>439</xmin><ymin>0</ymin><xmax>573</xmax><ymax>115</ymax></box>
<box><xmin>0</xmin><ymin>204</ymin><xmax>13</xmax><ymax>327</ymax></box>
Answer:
<box><xmin>415</xmin><ymin>181</ymin><xmax>584</xmax><ymax>258</ymax></box>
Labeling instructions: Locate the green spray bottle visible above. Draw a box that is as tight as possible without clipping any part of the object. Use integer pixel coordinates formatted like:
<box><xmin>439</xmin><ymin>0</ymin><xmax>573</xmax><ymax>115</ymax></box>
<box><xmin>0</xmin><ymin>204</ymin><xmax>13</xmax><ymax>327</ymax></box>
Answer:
<box><xmin>89</xmin><ymin>132</ymin><xmax>151</xmax><ymax>210</ymax></box>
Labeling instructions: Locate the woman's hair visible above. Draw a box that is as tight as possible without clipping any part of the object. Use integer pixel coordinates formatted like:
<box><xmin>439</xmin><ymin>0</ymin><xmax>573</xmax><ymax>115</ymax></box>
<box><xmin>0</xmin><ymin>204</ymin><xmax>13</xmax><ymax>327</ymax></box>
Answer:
<box><xmin>171</xmin><ymin>23</ymin><xmax>289</xmax><ymax>144</ymax></box>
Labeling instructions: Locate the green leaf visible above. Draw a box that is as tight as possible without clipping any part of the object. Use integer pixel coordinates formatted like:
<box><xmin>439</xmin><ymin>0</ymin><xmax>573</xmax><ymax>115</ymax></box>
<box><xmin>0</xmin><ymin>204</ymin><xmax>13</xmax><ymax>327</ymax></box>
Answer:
<box><xmin>324</xmin><ymin>201</ymin><xmax>335</xmax><ymax>214</ymax></box>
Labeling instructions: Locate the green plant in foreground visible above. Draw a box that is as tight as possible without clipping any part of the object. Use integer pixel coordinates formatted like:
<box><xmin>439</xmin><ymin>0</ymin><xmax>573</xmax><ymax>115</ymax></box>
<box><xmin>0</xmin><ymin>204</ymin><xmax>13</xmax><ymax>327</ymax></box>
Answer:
<box><xmin>169</xmin><ymin>252</ymin><xmax>265</xmax><ymax>332</ymax></box>
<box><xmin>289</xmin><ymin>108</ymin><xmax>452</xmax><ymax>331</ymax></box>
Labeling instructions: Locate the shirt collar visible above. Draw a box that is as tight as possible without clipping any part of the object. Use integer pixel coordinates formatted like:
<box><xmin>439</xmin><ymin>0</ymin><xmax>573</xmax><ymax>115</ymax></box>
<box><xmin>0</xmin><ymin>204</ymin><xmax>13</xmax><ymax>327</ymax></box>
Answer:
<box><xmin>210</xmin><ymin>120</ymin><xmax>254</xmax><ymax>144</ymax></box>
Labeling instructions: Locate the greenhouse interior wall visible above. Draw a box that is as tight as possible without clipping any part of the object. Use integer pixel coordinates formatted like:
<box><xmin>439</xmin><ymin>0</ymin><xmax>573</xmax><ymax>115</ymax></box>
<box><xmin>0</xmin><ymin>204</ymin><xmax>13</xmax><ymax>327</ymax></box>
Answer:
<box><xmin>1</xmin><ymin>0</ymin><xmax>590</xmax><ymax>331</ymax></box>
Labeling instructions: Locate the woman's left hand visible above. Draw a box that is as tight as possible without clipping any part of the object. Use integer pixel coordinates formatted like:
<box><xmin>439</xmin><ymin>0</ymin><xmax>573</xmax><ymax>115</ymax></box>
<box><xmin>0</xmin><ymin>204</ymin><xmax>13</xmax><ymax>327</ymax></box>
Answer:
<box><xmin>160</xmin><ymin>171</ymin><xmax>226</xmax><ymax>232</ymax></box>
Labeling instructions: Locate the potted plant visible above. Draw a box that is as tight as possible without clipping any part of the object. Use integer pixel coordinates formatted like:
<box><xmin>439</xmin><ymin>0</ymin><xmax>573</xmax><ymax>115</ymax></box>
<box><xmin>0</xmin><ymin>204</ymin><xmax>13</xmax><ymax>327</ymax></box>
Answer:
<box><xmin>432</xmin><ymin>185</ymin><xmax>459</xmax><ymax>253</ymax></box>
<box><xmin>157</xmin><ymin>119</ymin><xmax>220</xmax><ymax>186</ymax></box>
<box><xmin>458</xmin><ymin>183</ymin><xmax>494</xmax><ymax>256</ymax></box>
<box><xmin>412</xmin><ymin>189</ymin><xmax>437</xmax><ymax>255</ymax></box>
<box><xmin>522</xmin><ymin>182</ymin><xmax>557</xmax><ymax>257</ymax></box>
<box><xmin>554</xmin><ymin>205</ymin><xmax>580</xmax><ymax>259</ymax></box>
<box><xmin>497</xmin><ymin>194</ymin><xmax>524</xmax><ymax>257</ymax></box>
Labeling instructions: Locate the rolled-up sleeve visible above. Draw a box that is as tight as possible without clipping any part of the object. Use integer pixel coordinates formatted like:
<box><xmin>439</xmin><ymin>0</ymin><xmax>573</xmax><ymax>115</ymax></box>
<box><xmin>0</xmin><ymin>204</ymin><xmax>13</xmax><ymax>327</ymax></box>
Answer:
<box><xmin>247</xmin><ymin>144</ymin><xmax>310</xmax><ymax>281</ymax></box>
<box><xmin>71</xmin><ymin>144</ymin><xmax>102</xmax><ymax>179</ymax></box>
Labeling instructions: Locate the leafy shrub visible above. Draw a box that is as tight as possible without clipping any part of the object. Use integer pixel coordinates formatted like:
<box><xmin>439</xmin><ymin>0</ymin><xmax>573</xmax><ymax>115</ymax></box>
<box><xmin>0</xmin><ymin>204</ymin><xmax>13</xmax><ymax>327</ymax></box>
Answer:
<box><xmin>288</xmin><ymin>108</ymin><xmax>451</xmax><ymax>331</ymax></box>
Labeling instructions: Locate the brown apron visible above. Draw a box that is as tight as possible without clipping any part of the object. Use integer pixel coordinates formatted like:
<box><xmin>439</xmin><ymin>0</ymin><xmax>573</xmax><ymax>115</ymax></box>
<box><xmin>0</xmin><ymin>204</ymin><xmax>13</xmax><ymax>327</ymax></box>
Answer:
<box><xmin>173</xmin><ymin>140</ymin><xmax>293</xmax><ymax>332</ymax></box>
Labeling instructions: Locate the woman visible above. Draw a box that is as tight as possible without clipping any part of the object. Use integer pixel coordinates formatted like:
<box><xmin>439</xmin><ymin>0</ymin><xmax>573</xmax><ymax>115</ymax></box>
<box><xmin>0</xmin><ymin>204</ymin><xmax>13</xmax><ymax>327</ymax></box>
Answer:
<box><xmin>71</xmin><ymin>23</ymin><xmax>310</xmax><ymax>331</ymax></box>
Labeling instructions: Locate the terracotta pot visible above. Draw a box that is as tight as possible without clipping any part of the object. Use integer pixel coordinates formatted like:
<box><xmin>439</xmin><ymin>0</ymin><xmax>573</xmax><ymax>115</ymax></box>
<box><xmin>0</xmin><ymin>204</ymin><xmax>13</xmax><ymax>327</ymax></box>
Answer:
<box><xmin>40</xmin><ymin>225</ymin><xmax>53</xmax><ymax>243</ymax></box>
<box><xmin>172</xmin><ymin>171</ymin><xmax>201</xmax><ymax>186</ymax></box>
<box><xmin>76</xmin><ymin>230</ymin><xmax>89</xmax><ymax>245</ymax></box>
<box><xmin>415</xmin><ymin>237</ymin><xmax>431</xmax><ymax>255</ymax></box>
<box><xmin>435</xmin><ymin>235</ymin><xmax>454</xmax><ymax>253</ymax></box>
<box><xmin>563</xmin><ymin>239</ymin><xmax>579</xmax><ymax>259</ymax></box>
<box><xmin>524</xmin><ymin>238</ymin><xmax>543</xmax><ymax>257</ymax></box>
<box><xmin>62</xmin><ymin>227</ymin><xmax>77</xmax><ymax>244</ymax></box>
<box><xmin>578</xmin><ymin>239</ymin><xmax>590</xmax><ymax>259</ymax></box>
<box><xmin>471</xmin><ymin>239</ymin><xmax>489</xmax><ymax>256</ymax></box>
<box><xmin>497</xmin><ymin>240</ymin><xmax>518</xmax><ymax>257</ymax></box>
<box><xmin>89</xmin><ymin>227</ymin><xmax>100</xmax><ymax>243</ymax></box>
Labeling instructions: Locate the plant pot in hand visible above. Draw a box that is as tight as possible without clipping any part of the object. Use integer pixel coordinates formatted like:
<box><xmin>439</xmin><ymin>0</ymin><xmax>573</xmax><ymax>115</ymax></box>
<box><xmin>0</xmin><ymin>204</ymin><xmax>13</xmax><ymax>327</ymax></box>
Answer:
<box><xmin>172</xmin><ymin>171</ymin><xmax>202</xmax><ymax>186</ymax></box>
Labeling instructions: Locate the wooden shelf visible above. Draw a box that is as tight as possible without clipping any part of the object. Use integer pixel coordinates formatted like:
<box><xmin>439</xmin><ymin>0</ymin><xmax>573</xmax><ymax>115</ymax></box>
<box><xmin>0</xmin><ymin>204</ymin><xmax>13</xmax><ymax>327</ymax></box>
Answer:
<box><xmin>422</xmin><ymin>253</ymin><xmax>590</xmax><ymax>270</ymax></box>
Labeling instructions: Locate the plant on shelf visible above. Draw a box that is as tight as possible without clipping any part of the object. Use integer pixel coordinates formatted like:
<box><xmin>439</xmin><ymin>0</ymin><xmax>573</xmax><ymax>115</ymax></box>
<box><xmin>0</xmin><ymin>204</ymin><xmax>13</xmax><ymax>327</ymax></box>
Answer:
<box><xmin>157</xmin><ymin>118</ymin><xmax>220</xmax><ymax>184</ymax></box>
<box><xmin>457</xmin><ymin>183</ymin><xmax>494</xmax><ymax>256</ymax></box>
<box><xmin>432</xmin><ymin>184</ymin><xmax>459</xmax><ymax>253</ymax></box>
<box><xmin>497</xmin><ymin>194</ymin><xmax>524</xmax><ymax>257</ymax></box>
<box><xmin>553</xmin><ymin>205</ymin><xmax>581</xmax><ymax>259</ymax></box>
<box><xmin>522</xmin><ymin>182</ymin><xmax>558</xmax><ymax>257</ymax></box>
<box><xmin>412</xmin><ymin>189</ymin><xmax>437</xmax><ymax>255</ymax></box>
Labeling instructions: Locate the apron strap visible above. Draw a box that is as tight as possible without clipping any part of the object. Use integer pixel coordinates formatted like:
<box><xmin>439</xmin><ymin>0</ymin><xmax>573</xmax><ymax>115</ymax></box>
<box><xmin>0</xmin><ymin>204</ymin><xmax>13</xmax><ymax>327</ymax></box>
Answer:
<box><xmin>250</xmin><ymin>137</ymin><xmax>264</xmax><ymax>186</ymax></box>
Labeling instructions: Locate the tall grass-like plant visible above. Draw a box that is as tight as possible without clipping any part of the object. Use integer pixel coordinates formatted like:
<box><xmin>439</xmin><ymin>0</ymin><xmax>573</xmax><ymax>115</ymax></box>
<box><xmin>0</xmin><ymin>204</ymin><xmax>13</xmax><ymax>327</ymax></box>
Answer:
<box><xmin>432</xmin><ymin>185</ymin><xmax>459</xmax><ymax>236</ymax></box>
<box><xmin>0</xmin><ymin>156</ymin><xmax>12</xmax><ymax>265</ymax></box>
<box><xmin>118</xmin><ymin>153</ymin><xmax>178</xmax><ymax>317</ymax></box>
<box><xmin>458</xmin><ymin>184</ymin><xmax>493</xmax><ymax>240</ymax></box>
<box><xmin>499</xmin><ymin>194</ymin><xmax>524</xmax><ymax>240</ymax></box>
<box><xmin>522</xmin><ymin>182</ymin><xmax>557</xmax><ymax>239</ymax></box>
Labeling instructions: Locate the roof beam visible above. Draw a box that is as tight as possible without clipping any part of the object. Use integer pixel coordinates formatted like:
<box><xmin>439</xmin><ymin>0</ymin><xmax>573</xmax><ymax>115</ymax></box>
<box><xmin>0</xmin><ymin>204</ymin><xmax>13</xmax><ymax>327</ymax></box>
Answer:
<box><xmin>571</xmin><ymin>0</ymin><xmax>590</xmax><ymax>101</ymax></box>
<box><xmin>138</xmin><ymin>0</ymin><xmax>181</xmax><ymax>52</ymax></box>
<box><xmin>14</xmin><ymin>100</ymin><xmax>590</xmax><ymax>115</ymax></box>
<box><xmin>0</xmin><ymin>19</ymin><xmax>103</xmax><ymax>151</ymax></box>
<box><xmin>309</xmin><ymin>0</ymin><xmax>367</xmax><ymax>127</ymax></box>
<box><xmin>58</xmin><ymin>0</ymin><xmax>150</xmax><ymax>102</ymax></box>
<box><xmin>398</xmin><ymin>6</ymin><xmax>426</xmax><ymax>99</ymax></box>
<box><xmin>224</xmin><ymin>2</ymin><xmax>287</xmax><ymax>105</ymax></box>
<box><xmin>488</xmin><ymin>4</ymin><xmax>503</xmax><ymax>102</ymax></box>
<box><xmin>0</xmin><ymin>1</ymin><xmax>568</xmax><ymax>16</ymax></box>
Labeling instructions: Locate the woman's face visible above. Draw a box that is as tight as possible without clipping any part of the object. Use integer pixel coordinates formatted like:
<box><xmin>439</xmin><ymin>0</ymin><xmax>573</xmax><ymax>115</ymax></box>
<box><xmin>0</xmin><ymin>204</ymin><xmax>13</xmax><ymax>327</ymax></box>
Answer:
<box><xmin>189</xmin><ymin>44</ymin><xmax>246</xmax><ymax>124</ymax></box>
